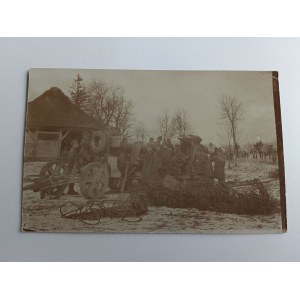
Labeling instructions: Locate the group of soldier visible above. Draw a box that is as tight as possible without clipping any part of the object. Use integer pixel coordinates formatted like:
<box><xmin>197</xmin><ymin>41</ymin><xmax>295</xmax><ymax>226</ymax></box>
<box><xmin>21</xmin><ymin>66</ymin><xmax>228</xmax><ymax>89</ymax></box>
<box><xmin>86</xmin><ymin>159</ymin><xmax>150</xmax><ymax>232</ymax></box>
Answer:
<box><xmin>62</xmin><ymin>131</ymin><xmax>228</xmax><ymax>194</ymax></box>
<box><xmin>141</xmin><ymin>134</ymin><xmax>227</xmax><ymax>185</ymax></box>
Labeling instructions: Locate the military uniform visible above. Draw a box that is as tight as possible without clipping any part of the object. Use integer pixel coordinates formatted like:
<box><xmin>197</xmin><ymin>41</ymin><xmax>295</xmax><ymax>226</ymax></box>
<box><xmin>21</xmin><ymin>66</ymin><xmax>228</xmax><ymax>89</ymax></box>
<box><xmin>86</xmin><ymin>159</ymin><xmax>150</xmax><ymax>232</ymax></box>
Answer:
<box><xmin>212</xmin><ymin>150</ymin><xmax>226</xmax><ymax>182</ymax></box>
<box><xmin>67</xmin><ymin>147</ymin><xmax>78</xmax><ymax>171</ymax></box>
<box><xmin>79</xmin><ymin>137</ymin><xmax>92</xmax><ymax>165</ymax></box>
<box><xmin>141</xmin><ymin>151</ymin><xmax>161</xmax><ymax>186</ymax></box>
<box><xmin>193</xmin><ymin>151</ymin><xmax>213</xmax><ymax>178</ymax></box>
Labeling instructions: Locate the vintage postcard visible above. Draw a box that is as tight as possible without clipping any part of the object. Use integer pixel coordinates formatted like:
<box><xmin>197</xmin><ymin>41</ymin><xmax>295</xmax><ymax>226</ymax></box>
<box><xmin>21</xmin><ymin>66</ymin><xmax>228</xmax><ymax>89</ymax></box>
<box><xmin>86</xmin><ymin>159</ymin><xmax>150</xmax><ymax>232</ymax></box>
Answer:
<box><xmin>22</xmin><ymin>69</ymin><xmax>286</xmax><ymax>233</ymax></box>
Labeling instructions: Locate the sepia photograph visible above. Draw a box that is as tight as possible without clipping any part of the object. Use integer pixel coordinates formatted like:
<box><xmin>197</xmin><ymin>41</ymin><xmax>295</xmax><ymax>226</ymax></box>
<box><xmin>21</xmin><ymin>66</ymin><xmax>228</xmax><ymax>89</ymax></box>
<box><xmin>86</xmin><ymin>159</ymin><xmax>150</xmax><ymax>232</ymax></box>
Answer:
<box><xmin>21</xmin><ymin>69</ymin><xmax>286</xmax><ymax>233</ymax></box>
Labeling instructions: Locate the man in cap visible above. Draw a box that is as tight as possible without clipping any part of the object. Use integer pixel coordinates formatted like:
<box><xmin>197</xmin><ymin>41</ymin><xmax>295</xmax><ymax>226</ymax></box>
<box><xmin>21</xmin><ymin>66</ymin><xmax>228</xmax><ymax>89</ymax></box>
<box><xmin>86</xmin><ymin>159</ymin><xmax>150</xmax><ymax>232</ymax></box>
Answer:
<box><xmin>192</xmin><ymin>135</ymin><xmax>209</xmax><ymax>154</ymax></box>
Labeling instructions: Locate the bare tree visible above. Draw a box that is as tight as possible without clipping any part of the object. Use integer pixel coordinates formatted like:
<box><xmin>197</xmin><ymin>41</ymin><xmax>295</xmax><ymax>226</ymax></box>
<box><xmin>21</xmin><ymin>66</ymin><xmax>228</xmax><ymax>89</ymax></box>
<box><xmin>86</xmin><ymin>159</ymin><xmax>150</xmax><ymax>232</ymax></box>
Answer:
<box><xmin>83</xmin><ymin>80</ymin><xmax>134</xmax><ymax>136</ymax></box>
<box><xmin>218</xmin><ymin>124</ymin><xmax>233</xmax><ymax>167</ymax></box>
<box><xmin>156</xmin><ymin>111</ymin><xmax>177</xmax><ymax>141</ymax></box>
<box><xmin>218</xmin><ymin>95</ymin><xmax>243</xmax><ymax>157</ymax></box>
<box><xmin>109</xmin><ymin>88</ymin><xmax>134</xmax><ymax>136</ymax></box>
<box><xmin>172</xmin><ymin>108</ymin><xmax>193</xmax><ymax>136</ymax></box>
<box><xmin>83</xmin><ymin>80</ymin><xmax>109</xmax><ymax>122</ymax></box>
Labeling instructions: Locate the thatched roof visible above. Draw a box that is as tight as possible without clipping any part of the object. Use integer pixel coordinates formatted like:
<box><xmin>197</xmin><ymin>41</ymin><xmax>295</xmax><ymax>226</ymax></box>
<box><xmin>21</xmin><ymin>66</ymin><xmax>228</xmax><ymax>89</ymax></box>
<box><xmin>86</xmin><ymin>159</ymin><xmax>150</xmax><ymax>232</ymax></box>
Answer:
<box><xmin>26</xmin><ymin>87</ymin><xmax>103</xmax><ymax>131</ymax></box>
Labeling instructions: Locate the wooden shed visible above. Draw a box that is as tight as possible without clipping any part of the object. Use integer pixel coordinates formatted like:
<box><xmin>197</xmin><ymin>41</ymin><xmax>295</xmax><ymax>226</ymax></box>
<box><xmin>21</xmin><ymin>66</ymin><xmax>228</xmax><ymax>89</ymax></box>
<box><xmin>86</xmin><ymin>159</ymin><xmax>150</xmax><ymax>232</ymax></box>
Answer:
<box><xmin>25</xmin><ymin>87</ymin><xmax>103</xmax><ymax>160</ymax></box>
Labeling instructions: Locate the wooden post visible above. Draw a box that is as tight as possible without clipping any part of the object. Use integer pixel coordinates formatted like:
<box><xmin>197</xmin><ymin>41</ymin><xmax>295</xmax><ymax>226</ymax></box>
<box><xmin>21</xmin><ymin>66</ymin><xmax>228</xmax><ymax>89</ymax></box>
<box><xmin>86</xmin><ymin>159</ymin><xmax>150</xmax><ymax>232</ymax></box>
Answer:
<box><xmin>33</xmin><ymin>129</ymin><xmax>38</xmax><ymax>157</ymax></box>
<box><xmin>58</xmin><ymin>129</ymin><xmax>62</xmax><ymax>158</ymax></box>
<box><xmin>26</xmin><ymin>128</ymin><xmax>38</xmax><ymax>157</ymax></box>
<box><xmin>62</xmin><ymin>130</ymin><xmax>70</xmax><ymax>141</ymax></box>
<box><xmin>121</xmin><ymin>162</ymin><xmax>129</xmax><ymax>194</ymax></box>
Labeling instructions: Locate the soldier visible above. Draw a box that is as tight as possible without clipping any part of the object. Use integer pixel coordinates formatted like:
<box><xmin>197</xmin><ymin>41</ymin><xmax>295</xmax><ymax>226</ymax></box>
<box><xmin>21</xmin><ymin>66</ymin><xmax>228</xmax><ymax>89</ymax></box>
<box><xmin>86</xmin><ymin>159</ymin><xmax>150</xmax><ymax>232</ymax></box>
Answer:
<box><xmin>189</xmin><ymin>135</ymin><xmax>213</xmax><ymax>178</ymax></box>
<box><xmin>79</xmin><ymin>131</ymin><xmax>92</xmax><ymax>165</ymax></box>
<box><xmin>149</xmin><ymin>137</ymin><xmax>154</xmax><ymax>144</ymax></box>
<box><xmin>193</xmin><ymin>150</ymin><xmax>213</xmax><ymax>178</ymax></box>
<box><xmin>159</xmin><ymin>143</ymin><xmax>173</xmax><ymax>174</ymax></box>
<box><xmin>154</xmin><ymin>136</ymin><xmax>162</xmax><ymax>152</ymax></box>
<box><xmin>164</xmin><ymin>138</ymin><xmax>173</xmax><ymax>149</ymax></box>
<box><xmin>141</xmin><ymin>144</ymin><xmax>161</xmax><ymax>185</ymax></box>
<box><xmin>66</xmin><ymin>139</ymin><xmax>79</xmax><ymax>195</ymax></box>
<box><xmin>188</xmin><ymin>135</ymin><xmax>208</xmax><ymax>155</ymax></box>
<box><xmin>212</xmin><ymin>147</ymin><xmax>226</xmax><ymax>182</ymax></box>
<box><xmin>272</xmin><ymin>149</ymin><xmax>278</xmax><ymax>164</ymax></box>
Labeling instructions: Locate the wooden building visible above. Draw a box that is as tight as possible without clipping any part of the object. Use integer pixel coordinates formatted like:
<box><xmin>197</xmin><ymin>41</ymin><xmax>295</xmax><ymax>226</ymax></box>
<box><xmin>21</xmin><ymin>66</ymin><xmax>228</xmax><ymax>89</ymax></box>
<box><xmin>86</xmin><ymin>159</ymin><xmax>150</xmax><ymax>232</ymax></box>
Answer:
<box><xmin>25</xmin><ymin>87</ymin><xmax>103</xmax><ymax>160</ymax></box>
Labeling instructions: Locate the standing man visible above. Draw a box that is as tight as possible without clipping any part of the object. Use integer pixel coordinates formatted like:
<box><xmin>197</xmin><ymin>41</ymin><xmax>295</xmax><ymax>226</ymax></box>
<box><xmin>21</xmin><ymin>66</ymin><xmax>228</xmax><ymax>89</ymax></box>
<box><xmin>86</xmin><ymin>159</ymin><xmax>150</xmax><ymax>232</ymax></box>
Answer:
<box><xmin>79</xmin><ymin>131</ymin><xmax>92</xmax><ymax>165</ymax></box>
<box><xmin>67</xmin><ymin>139</ymin><xmax>79</xmax><ymax>195</ymax></box>
<box><xmin>148</xmin><ymin>137</ymin><xmax>154</xmax><ymax>146</ymax></box>
<box><xmin>212</xmin><ymin>147</ymin><xmax>226</xmax><ymax>182</ymax></box>
<box><xmin>141</xmin><ymin>144</ymin><xmax>161</xmax><ymax>186</ymax></box>
<box><xmin>188</xmin><ymin>135</ymin><xmax>209</xmax><ymax>178</ymax></box>
<box><xmin>154</xmin><ymin>136</ymin><xmax>162</xmax><ymax>152</ymax></box>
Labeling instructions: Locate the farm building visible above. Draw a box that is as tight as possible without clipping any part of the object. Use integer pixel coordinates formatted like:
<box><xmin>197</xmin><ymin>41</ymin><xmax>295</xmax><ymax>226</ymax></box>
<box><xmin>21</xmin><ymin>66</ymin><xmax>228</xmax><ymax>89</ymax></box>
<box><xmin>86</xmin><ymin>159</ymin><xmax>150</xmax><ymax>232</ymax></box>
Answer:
<box><xmin>24</xmin><ymin>87</ymin><xmax>103</xmax><ymax>160</ymax></box>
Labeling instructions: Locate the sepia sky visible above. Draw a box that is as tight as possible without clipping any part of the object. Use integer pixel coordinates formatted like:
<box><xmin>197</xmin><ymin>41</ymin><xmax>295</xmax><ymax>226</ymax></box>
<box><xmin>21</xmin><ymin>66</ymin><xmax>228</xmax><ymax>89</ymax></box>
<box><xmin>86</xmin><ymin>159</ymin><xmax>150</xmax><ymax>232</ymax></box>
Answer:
<box><xmin>28</xmin><ymin>69</ymin><xmax>277</xmax><ymax>145</ymax></box>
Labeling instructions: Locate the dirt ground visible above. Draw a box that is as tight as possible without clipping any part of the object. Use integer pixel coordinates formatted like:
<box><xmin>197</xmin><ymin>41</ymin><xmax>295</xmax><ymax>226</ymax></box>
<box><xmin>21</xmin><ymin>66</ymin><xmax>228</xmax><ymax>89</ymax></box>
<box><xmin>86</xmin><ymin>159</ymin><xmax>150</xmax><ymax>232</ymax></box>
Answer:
<box><xmin>21</xmin><ymin>159</ymin><xmax>283</xmax><ymax>233</ymax></box>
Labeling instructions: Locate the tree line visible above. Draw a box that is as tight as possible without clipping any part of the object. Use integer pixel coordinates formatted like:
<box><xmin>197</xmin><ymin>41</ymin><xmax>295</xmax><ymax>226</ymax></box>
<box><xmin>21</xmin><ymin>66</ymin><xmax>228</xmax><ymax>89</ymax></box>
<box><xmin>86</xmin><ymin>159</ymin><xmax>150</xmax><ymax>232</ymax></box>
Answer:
<box><xmin>69</xmin><ymin>74</ymin><xmax>276</xmax><ymax>164</ymax></box>
<box><xmin>69</xmin><ymin>73</ymin><xmax>193</xmax><ymax>141</ymax></box>
<box><xmin>69</xmin><ymin>74</ymin><xmax>133</xmax><ymax>136</ymax></box>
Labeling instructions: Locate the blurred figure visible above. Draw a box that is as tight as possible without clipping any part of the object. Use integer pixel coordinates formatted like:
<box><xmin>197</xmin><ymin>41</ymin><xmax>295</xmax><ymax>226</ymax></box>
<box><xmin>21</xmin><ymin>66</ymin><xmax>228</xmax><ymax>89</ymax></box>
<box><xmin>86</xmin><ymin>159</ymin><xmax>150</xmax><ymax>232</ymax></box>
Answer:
<box><xmin>212</xmin><ymin>147</ymin><xmax>226</xmax><ymax>182</ymax></box>
<box><xmin>188</xmin><ymin>135</ymin><xmax>213</xmax><ymax>178</ymax></box>
<box><xmin>67</xmin><ymin>139</ymin><xmax>79</xmax><ymax>195</ymax></box>
<box><xmin>147</xmin><ymin>137</ymin><xmax>154</xmax><ymax>148</ymax></box>
<box><xmin>141</xmin><ymin>145</ymin><xmax>161</xmax><ymax>186</ymax></box>
<box><xmin>154</xmin><ymin>136</ymin><xmax>162</xmax><ymax>152</ymax></box>
<box><xmin>79</xmin><ymin>131</ymin><xmax>92</xmax><ymax>165</ymax></box>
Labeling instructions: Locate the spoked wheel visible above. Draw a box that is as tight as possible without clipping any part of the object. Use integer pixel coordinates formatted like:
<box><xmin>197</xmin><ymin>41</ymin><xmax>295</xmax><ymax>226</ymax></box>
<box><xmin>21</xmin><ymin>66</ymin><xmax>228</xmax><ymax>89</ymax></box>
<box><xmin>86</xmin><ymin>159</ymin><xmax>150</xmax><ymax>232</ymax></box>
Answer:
<box><xmin>80</xmin><ymin>162</ymin><xmax>109</xmax><ymax>199</ymax></box>
<box><xmin>39</xmin><ymin>160</ymin><xmax>67</xmax><ymax>199</ymax></box>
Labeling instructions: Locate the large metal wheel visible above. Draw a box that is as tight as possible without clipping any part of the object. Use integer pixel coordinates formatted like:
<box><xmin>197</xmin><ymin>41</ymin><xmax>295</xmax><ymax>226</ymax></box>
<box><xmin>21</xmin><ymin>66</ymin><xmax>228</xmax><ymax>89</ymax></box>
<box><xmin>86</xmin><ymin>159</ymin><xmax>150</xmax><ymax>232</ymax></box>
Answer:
<box><xmin>90</xmin><ymin>131</ymin><xmax>107</xmax><ymax>153</ymax></box>
<box><xmin>80</xmin><ymin>162</ymin><xmax>109</xmax><ymax>199</ymax></box>
<box><xmin>39</xmin><ymin>160</ymin><xmax>67</xmax><ymax>199</ymax></box>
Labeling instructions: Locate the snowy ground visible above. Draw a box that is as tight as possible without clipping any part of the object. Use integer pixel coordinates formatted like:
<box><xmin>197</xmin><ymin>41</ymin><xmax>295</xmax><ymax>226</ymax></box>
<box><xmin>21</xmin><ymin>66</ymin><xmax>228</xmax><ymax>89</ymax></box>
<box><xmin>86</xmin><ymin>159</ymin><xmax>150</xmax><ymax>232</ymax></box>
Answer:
<box><xmin>22</xmin><ymin>159</ymin><xmax>283</xmax><ymax>233</ymax></box>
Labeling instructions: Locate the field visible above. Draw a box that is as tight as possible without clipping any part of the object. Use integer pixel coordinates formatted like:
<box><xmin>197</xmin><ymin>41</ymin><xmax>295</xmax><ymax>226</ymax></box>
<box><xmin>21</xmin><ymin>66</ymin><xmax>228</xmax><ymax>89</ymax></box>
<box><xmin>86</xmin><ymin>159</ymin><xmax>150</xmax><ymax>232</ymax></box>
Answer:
<box><xmin>22</xmin><ymin>159</ymin><xmax>283</xmax><ymax>233</ymax></box>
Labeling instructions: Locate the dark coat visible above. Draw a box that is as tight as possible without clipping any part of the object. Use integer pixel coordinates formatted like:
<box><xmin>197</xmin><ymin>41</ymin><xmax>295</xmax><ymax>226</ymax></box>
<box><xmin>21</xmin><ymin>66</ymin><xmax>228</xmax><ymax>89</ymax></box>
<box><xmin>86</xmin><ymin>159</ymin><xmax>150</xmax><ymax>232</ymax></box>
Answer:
<box><xmin>213</xmin><ymin>153</ymin><xmax>226</xmax><ymax>181</ymax></box>
<box><xmin>141</xmin><ymin>151</ymin><xmax>161</xmax><ymax>185</ymax></box>
<box><xmin>193</xmin><ymin>151</ymin><xmax>213</xmax><ymax>178</ymax></box>
<box><xmin>67</xmin><ymin>147</ymin><xmax>78</xmax><ymax>172</ymax></box>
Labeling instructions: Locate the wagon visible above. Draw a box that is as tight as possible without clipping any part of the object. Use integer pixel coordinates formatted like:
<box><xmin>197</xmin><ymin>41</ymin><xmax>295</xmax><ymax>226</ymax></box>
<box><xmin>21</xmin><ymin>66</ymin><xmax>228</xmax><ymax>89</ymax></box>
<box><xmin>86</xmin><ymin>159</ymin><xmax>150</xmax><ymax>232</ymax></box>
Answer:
<box><xmin>23</xmin><ymin>129</ymin><xmax>149</xmax><ymax>221</ymax></box>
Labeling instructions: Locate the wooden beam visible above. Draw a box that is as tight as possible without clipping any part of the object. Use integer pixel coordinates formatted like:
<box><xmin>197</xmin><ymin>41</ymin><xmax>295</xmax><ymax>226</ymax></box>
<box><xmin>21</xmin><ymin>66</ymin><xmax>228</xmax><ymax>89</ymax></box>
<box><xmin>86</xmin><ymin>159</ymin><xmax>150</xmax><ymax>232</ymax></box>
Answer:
<box><xmin>26</xmin><ymin>128</ymin><xmax>37</xmax><ymax>142</ymax></box>
<box><xmin>38</xmin><ymin>130</ymin><xmax>60</xmax><ymax>135</ymax></box>
<box><xmin>32</xmin><ymin>129</ymin><xmax>38</xmax><ymax>157</ymax></box>
<box><xmin>58</xmin><ymin>130</ymin><xmax>62</xmax><ymax>157</ymax></box>
<box><xmin>61</xmin><ymin>130</ymin><xmax>70</xmax><ymax>141</ymax></box>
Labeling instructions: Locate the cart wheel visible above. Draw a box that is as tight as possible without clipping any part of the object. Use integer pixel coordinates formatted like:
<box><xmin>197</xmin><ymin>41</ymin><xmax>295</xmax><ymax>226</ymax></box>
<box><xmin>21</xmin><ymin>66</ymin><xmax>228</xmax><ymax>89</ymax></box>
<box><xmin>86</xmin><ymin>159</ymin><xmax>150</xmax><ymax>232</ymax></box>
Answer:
<box><xmin>80</xmin><ymin>162</ymin><xmax>109</xmax><ymax>199</ymax></box>
<box><xmin>39</xmin><ymin>160</ymin><xmax>67</xmax><ymax>199</ymax></box>
<box><xmin>90</xmin><ymin>131</ymin><xmax>107</xmax><ymax>153</ymax></box>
